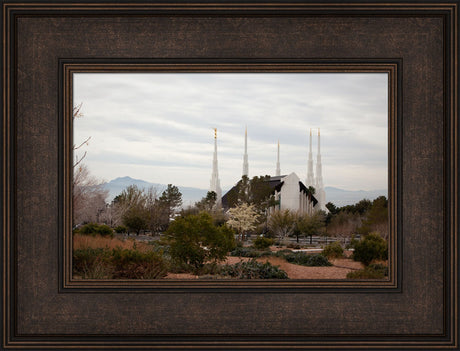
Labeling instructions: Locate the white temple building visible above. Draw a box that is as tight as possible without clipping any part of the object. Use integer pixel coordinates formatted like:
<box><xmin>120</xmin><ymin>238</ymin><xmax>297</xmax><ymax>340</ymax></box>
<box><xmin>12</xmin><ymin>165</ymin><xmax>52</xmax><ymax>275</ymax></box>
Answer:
<box><xmin>216</xmin><ymin>126</ymin><xmax>326</xmax><ymax>213</ymax></box>
<box><xmin>268</xmin><ymin>172</ymin><xmax>317</xmax><ymax>216</ymax></box>
<box><xmin>209</xmin><ymin>128</ymin><xmax>222</xmax><ymax>206</ymax></box>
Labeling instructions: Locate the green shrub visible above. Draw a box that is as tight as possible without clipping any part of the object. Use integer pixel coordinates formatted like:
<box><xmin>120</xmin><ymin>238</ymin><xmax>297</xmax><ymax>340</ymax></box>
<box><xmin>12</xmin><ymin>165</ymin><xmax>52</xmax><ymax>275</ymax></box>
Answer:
<box><xmin>111</xmin><ymin>248</ymin><xmax>168</xmax><ymax>279</ymax></box>
<box><xmin>114</xmin><ymin>225</ymin><xmax>128</xmax><ymax>234</ymax></box>
<box><xmin>230</xmin><ymin>247</ymin><xmax>258</xmax><ymax>257</ymax></box>
<box><xmin>282</xmin><ymin>252</ymin><xmax>332</xmax><ymax>267</ymax></box>
<box><xmin>75</xmin><ymin>223</ymin><xmax>114</xmax><ymax>238</ymax></box>
<box><xmin>346</xmin><ymin>263</ymin><xmax>388</xmax><ymax>279</ymax></box>
<box><xmin>345</xmin><ymin>235</ymin><xmax>359</xmax><ymax>250</ymax></box>
<box><xmin>97</xmin><ymin>224</ymin><xmax>114</xmax><ymax>237</ymax></box>
<box><xmin>221</xmin><ymin>259</ymin><xmax>288</xmax><ymax>279</ymax></box>
<box><xmin>368</xmin><ymin>263</ymin><xmax>389</xmax><ymax>276</ymax></box>
<box><xmin>73</xmin><ymin>246</ymin><xmax>168</xmax><ymax>279</ymax></box>
<box><xmin>148</xmin><ymin>241</ymin><xmax>170</xmax><ymax>256</ymax></box>
<box><xmin>252</xmin><ymin>236</ymin><xmax>274</xmax><ymax>250</ymax></box>
<box><xmin>72</xmin><ymin>247</ymin><xmax>112</xmax><ymax>279</ymax></box>
<box><xmin>230</xmin><ymin>247</ymin><xmax>271</xmax><ymax>258</ymax></box>
<box><xmin>321</xmin><ymin>241</ymin><xmax>344</xmax><ymax>259</ymax></box>
<box><xmin>167</xmin><ymin>213</ymin><xmax>236</xmax><ymax>271</ymax></box>
<box><xmin>353</xmin><ymin>233</ymin><xmax>388</xmax><ymax>265</ymax></box>
<box><xmin>196</xmin><ymin>262</ymin><xmax>223</xmax><ymax>276</ymax></box>
<box><xmin>274</xmin><ymin>249</ymin><xmax>294</xmax><ymax>256</ymax></box>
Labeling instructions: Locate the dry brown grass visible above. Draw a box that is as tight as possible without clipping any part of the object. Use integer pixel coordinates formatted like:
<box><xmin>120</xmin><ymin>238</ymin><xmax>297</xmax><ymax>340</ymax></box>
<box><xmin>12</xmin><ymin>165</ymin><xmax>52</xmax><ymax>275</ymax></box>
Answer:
<box><xmin>73</xmin><ymin>234</ymin><xmax>152</xmax><ymax>253</ymax></box>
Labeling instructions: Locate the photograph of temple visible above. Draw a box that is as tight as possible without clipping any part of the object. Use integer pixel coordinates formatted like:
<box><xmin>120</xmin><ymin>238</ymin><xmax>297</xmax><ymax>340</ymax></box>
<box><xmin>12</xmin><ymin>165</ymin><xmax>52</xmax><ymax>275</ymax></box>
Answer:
<box><xmin>72</xmin><ymin>73</ymin><xmax>389</xmax><ymax>280</ymax></box>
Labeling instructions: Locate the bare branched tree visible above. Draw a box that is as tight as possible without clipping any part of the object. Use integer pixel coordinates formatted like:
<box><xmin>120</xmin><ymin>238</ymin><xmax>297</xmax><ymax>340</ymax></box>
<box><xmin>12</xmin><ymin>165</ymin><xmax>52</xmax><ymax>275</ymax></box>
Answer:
<box><xmin>73</xmin><ymin>103</ymin><xmax>91</xmax><ymax>168</ymax></box>
<box><xmin>268</xmin><ymin>209</ymin><xmax>296</xmax><ymax>243</ymax></box>
<box><xmin>73</xmin><ymin>164</ymin><xmax>109</xmax><ymax>225</ymax></box>
<box><xmin>72</xmin><ymin>102</ymin><xmax>108</xmax><ymax>225</ymax></box>
<box><xmin>327</xmin><ymin>211</ymin><xmax>362</xmax><ymax>244</ymax></box>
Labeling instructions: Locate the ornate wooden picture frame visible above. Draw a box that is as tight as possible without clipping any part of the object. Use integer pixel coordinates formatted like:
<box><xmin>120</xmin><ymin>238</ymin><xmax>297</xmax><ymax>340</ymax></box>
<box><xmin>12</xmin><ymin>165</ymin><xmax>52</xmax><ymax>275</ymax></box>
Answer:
<box><xmin>2</xmin><ymin>1</ymin><xmax>458</xmax><ymax>349</ymax></box>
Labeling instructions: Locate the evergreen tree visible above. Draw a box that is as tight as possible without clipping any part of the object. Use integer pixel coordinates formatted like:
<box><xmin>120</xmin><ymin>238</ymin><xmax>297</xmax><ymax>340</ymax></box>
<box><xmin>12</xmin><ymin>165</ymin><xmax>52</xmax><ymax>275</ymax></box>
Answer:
<box><xmin>158</xmin><ymin>184</ymin><xmax>183</xmax><ymax>219</ymax></box>
<box><xmin>195</xmin><ymin>191</ymin><xmax>217</xmax><ymax>211</ymax></box>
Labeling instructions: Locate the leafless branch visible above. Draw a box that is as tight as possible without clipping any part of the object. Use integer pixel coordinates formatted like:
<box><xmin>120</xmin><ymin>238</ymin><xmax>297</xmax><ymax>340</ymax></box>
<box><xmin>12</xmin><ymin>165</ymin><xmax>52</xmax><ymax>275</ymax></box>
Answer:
<box><xmin>73</xmin><ymin>151</ymin><xmax>87</xmax><ymax>168</ymax></box>
<box><xmin>73</xmin><ymin>102</ymin><xmax>83</xmax><ymax>120</ymax></box>
<box><xmin>73</xmin><ymin>136</ymin><xmax>91</xmax><ymax>150</ymax></box>
<box><xmin>72</xmin><ymin>102</ymin><xmax>90</xmax><ymax>167</ymax></box>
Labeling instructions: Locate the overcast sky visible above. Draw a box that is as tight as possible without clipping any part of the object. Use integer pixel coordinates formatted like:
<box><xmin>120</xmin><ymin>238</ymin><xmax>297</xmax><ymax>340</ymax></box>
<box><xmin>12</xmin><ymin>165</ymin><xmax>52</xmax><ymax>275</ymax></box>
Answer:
<box><xmin>73</xmin><ymin>73</ymin><xmax>388</xmax><ymax>192</ymax></box>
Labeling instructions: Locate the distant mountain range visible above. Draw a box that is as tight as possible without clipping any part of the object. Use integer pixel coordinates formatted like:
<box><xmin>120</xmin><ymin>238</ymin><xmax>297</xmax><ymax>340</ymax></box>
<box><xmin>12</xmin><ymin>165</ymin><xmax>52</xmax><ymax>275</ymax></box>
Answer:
<box><xmin>324</xmin><ymin>187</ymin><xmax>387</xmax><ymax>207</ymax></box>
<box><xmin>102</xmin><ymin>176</ymin><xmax>209</xmax><ymax>206</ymax></box>
<box><xmin>102</xmin><ymin>176</ymin><xmax>387</xmax><ymax>208</ymax></box>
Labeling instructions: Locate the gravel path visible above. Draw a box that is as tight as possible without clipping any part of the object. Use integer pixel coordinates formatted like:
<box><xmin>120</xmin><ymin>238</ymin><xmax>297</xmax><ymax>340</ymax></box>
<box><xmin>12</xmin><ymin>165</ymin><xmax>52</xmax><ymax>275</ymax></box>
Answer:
<box><xmin>256</xmin><ymin>256</ymin><xmax>364</xmax><ymax>279</ymax></box>
<box><xmin>164</xmin><ymin>255</ymin><xmax>365</xmax><ymax>280</ymax></box>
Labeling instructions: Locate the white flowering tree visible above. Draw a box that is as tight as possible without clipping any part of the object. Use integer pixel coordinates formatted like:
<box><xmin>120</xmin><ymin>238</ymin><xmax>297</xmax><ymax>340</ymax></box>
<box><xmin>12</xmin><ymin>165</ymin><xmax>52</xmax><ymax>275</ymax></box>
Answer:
<box><xmin>226</xmin><ymin>203</ymin><xmax>260</xmax><ymax>241</ymax></box>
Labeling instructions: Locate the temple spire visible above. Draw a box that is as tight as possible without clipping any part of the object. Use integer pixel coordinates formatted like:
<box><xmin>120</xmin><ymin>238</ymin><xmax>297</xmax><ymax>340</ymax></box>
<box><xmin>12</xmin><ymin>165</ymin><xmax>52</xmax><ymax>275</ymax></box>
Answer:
<box><xmin>315</xmin><ymin>128</ymin><xmax>326</xmax><ymax>211</ymax></box>
<box><xmin>242</xmin><ymin>126</ymin><xmax>248</xmax><ymax>177</ymax></box>
<box><xmin>210</xmin><ymin>128</ymin><xmax>222</xmax><ymax>206</ymax></box>
<box><xmin>306</xmin><ymin>128</ymin><xmax>315</xmax><ymax>187</ymax></box>
<box><xmin>315</xmin><ymin>128</ymin><xmax>322</xmax><ymax>188</ymax></box>
<box><xmin>276</xmin><ymin>140</ymin><xmax>281</xmax><ymax>176</ymax></box>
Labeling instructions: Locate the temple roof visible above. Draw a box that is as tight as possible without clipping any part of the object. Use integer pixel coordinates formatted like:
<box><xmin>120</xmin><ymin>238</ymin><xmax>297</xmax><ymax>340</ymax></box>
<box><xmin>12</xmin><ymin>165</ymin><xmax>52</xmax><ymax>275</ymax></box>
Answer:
<box><xmin>221</xmin><ymin>174</ymin><xmax>318</xmax><ymax>209</ymax></box>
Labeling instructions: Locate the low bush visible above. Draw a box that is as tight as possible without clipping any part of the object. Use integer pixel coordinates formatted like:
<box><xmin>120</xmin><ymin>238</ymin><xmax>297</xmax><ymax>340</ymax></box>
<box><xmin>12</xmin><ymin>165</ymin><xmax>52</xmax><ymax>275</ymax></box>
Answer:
<box><xmin>221</xmin><ymin>259</ymin><xmax>288</xmax><ymax>279</ymax></box>
<box><xmin>73</xmin><ymin>247</ymin><xmax>112</xmax><ymax>279</ymax></box>
<box><xmin>72</xmin><ymin>246</ymin><xmax>168</xmax><ymax>279</ymax></box>
<box><xmin>114</xmin><ymin>225</ymin><xmax>128</xmax><ymax>234</ymax></box>
<box><xmin>287</xmin><ymin>243</ymin><xmax>302</xmax><ymax>249</ymax></box>
<box><xmin>321</xmin><ymin>241</ymin><xmax>344</xmax><ymax>259</ymax></box>
<box><xmin>75</xmin><ymin>223</ymin><xmax>114</xmax><ymax>238</ymax></box>
<box><xmin>282</xmin><ymin>252</ymin><xmax>332</xmax><ymax>267</ymax></box>
<box><xmin>274</xmin><ymin>249</ymin><xmax>294</xmax><ymax>256</ymax></box>
<box><xmin>148</xmin><ymin>241</ymin><xmax>170</xmax><ymax>256</ymax></box>
<box><xmin>196</xmin><ymin>262</ymin><xmax>223</xmax><ymax>276</ymax></box>
<box><xmin>252</xmin><ymin>236</ymin><xmax>275</xmax><ymax>250</ymax></box>
<box><xmin>230</xmin><ymin>247</ymin><xmax>271</xmax><ymax>258</ymax></box>
<box><xmin>368</xmin><ymin>263</ymin><xmax>389</xmax><ymax>276</ymax></box>
<box><xmin>230</xmin><ymin>247</ymin><xmax>257</xmax><ymax>257</ymax></box>
<box><xmin>353</xmin><ymin>233</ymin><xmax>388</xmax><ymax>266</ymax></box>
<box><xmin>167</xmin><ymin>213</ymin><xmax>236</xmax><ymax>270</ymax></box>
<box><xmin>346</xmin><ymin>263</ymin><xmax>388</xmax><ymax>279</ymax></box>
<box><xmin>345</xmin><ymin>235</ymin><xmax>359</xmax><ymax>250</ymax></box>
<box><xmin>111</xmin><ymin>248</ymin><xmax>168</xmax><ymax>279</ymax></box>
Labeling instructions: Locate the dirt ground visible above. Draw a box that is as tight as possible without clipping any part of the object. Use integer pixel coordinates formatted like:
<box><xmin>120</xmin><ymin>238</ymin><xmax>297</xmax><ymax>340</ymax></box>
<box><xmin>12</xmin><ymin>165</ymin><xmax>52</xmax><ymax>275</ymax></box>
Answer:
<box><xmin>224</xmin><ymin>255</ymin><xmax>364</xmax><ymax>280</ymax></box>
<box><xmin>164</xmin><ymin>252</ymin><xmax>365</xmax><ymax>280</ymax></box>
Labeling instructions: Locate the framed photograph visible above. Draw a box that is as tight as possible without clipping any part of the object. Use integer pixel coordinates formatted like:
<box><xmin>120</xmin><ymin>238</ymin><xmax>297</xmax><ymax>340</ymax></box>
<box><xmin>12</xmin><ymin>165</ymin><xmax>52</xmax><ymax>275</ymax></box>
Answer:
<box><xmin>2</xmin><ymin>1</ymin><xmax>458</xmax><ymax>349</ymax></box>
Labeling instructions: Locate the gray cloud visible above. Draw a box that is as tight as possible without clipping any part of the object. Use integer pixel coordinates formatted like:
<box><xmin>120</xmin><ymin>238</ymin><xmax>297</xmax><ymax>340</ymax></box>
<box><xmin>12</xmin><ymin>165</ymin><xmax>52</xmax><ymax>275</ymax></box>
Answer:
<box><xmin>74</xmin><ymin>73</ymin><xmax>388</xmax><ymax>191</ymax></box>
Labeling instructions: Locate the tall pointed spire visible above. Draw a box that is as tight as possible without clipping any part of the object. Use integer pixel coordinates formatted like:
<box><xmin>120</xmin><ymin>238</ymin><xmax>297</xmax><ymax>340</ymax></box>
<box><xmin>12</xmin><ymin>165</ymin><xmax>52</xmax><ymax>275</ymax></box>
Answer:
<box><xmin>315</xmin><ymin>128</ymin><xmax>326</xmax><ymax>211</ymax></box>
<box><xmin>210</xmin><ymin>128</ymin><xmax>222</xmax><ymax>206</ymax></box>
<box><xmin>306</xmin><ymin>128</ymin><xmax>315</xmax><ymax>187</ymax></box>
<box><xmin>276</xmin><ymin>140</ymin><xmax>281</xmax><ymax>176</ymax></box>
<box><xmin>315</xmin><ymin>128</ymin><xmax>323</xmax><ymax>189</ymax></box>
<box><xmin>242</xmin><ymin>126</ymin><xmax>248</xmax><ymax>177</ymax></box>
